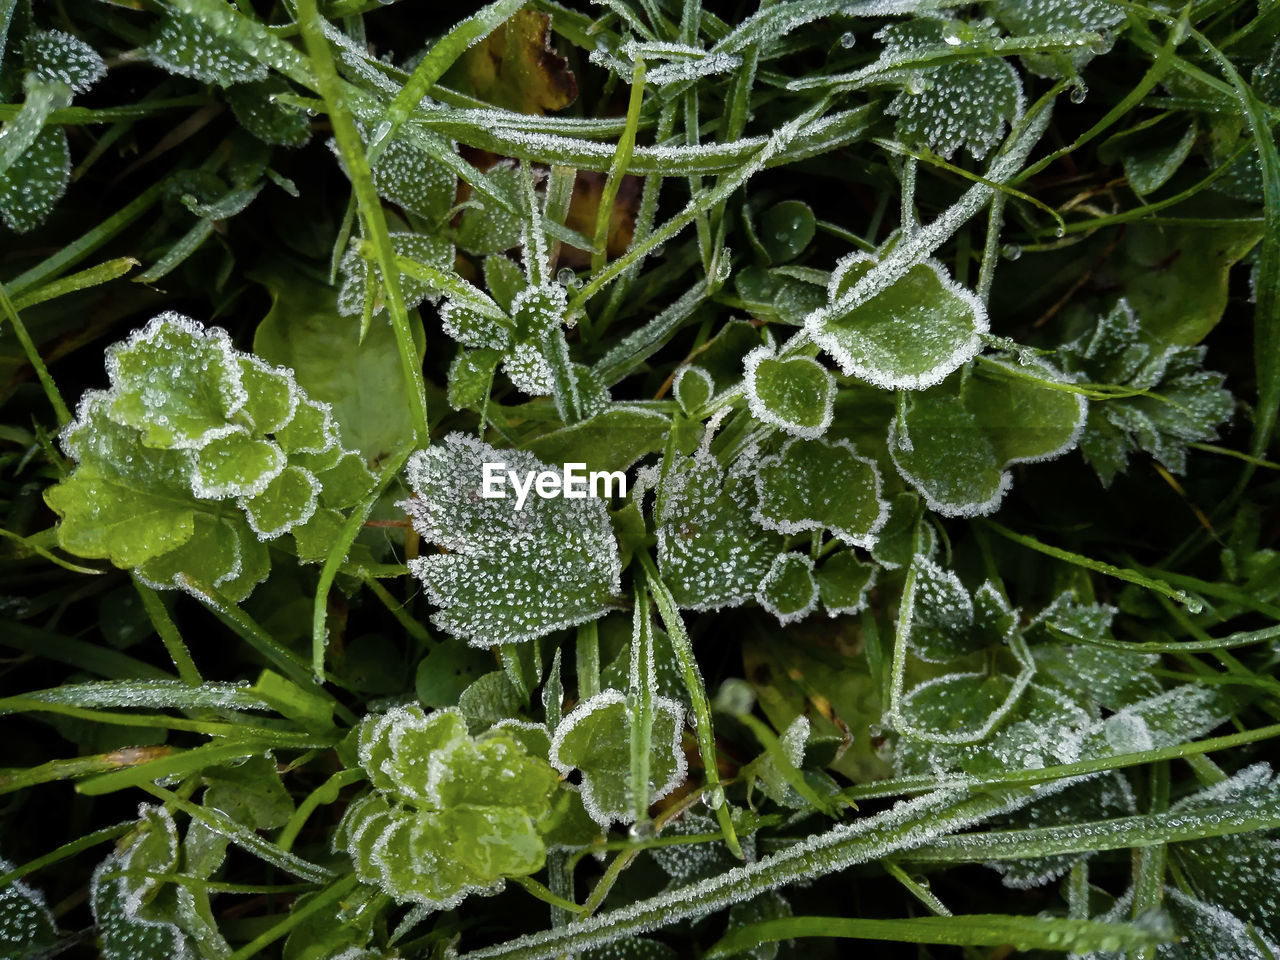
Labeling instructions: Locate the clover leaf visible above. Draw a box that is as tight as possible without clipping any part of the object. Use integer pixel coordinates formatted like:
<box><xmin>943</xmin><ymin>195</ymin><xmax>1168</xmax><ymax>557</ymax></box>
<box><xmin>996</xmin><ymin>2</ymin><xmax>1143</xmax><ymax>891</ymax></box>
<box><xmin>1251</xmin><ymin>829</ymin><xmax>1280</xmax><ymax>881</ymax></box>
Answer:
<box><xmin>890</xmin><ymin>357</ymin><xmax>1087</xmax><ymax>516</ymax></box>
<box><xmin>343</xmin><ymin>705</ymin><xmax>561</xmax><ymax>908</ymax></box>
<box><xmin>753</xmin><ymin>437</ymin><xmax>888</xmax><ymax>548</ymax></box>
<box><xmin>404</xmin><ymin>434</ymin><xmax>623</xmax><ymax>645</ymax></box>
<box><xmin>550</xmin><ymin>690</ymin><xmax>688</xmax><ymax>828</ymax></box>
<box><xmin>808</xmin><ymin>252</ymin><xmax>988</xmax><ymax>390</ymax></box>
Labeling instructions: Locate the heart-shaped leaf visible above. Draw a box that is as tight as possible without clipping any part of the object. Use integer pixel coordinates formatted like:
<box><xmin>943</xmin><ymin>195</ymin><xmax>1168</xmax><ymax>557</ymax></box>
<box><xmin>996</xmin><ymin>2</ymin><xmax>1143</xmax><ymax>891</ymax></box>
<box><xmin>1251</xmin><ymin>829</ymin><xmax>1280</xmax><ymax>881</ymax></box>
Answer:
<box><xmin>743</xmin><ymin>346</ymin><xmax>835</xmax><ymax>438</ymax></box>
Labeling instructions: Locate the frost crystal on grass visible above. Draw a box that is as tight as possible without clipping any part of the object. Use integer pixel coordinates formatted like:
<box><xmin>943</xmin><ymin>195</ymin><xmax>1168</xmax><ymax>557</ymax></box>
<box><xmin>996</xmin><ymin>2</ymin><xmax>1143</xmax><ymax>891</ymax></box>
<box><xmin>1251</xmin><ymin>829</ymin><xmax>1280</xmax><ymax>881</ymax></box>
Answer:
<box><xmin>404</xmin><ymin>434</ymin><xmax>623</xmax><ymax>644</ymax></box>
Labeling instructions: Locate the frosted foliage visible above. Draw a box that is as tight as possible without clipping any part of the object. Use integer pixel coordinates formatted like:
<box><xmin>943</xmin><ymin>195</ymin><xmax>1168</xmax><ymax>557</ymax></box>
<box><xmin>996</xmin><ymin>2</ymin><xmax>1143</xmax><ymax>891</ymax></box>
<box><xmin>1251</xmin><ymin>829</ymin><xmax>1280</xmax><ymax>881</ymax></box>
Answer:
<box><xmin>674</xmin><ymin>366</ymin><xmax>715</xmax><ymax>414</ymax></box>
<box><xmin>226</xmin><ymin>79</ymin><xmax>311</xmax><ymax>147</ymax></box>
<box><xmin>878</xmin><ymin>19</ymin><xmax>1023</xmax><ymax>160</ymax></box>
<box><xmin>504</xmin><ymin>342</ymin><xmax>555</xmax><ymax>396</ymax></box>
<box><xmin>45</xmin><ymin>314</ymin><xmax>370</xmax><ymax>598</ymax></box>
<box><xmin>987</xmin><ymin>773</ymin><xmax>1135</xmax><ymax>889</ymax></box>
<box><xmin>550</xmin><ymin>690</ymin><xmax>689</xmax><ymax>827</ymax></box>
<box><xmin>0</xmin><ymin>858</ymin><xmax>58</xmax><ymax>952</ymax></box>
<box><xmin>809</xmin><ymin>253</ymin><xmax>988</xmax><ymax>390</ymax></box>
<box><xmin>147</xmin><ymin>13</ymin><xmax>266</xmax><ymax>85</ymax></box>
<box><xmin>25</xmin><ymin>30</ymin><xmax>107</xmax><ymax>93</ymax></box>
<box><xmin>342</xmin><ymin>705</ymin><xmax>560</xmax><ymax>908</ymax></box>
<box><xmin>1055</xmin><ymin>301</ymin><xmax>1234</xmax><ymax>485</ymax></box>
<box><xmin>1072</xmin><ymin>686</ymin><xmax>1234</xmax><ymax>762</ymax></box>
<box><xmin>0</xmin><ymin>126</ymin><xmax>70</xmax><ymax>233</ymax></box>
<box><xmin>372</xmin><ymin>136</ymin><xmax>456</xmax><ymax>223</ymax></box>
<box><xmin>656</xmin><ymin>451</ymin><xmax>782</xmax><ymax>611</ymax></box>
<box><xmin>894</xmin><ymin>682</ymin><xmax>1091</xmax><ymax>777</ymax></box>
<box><xmin>91</xmin><ymin>807</ymin><xmax>193</xmax><ymax>960</ymax></box>
<box><xmin>337</xmin><ymin>232</ymin><xmax>453</xmax><ymax>317</ymax></box>
<box><xmin>753</xmin><ymin>437</ymin><xmax>888</xmax><ymax>548</ymax></box>
<box><xmin>403</xmin><ymin>434</ymin><xmax>623</xmax><ymax>644</ymax></box>
<box><xmin>649</xmin><ymin>811</ymin><xmax>745</xmax><ymax>885</ymax></box>
<box><xmin>756</xmin><ymin>552</ymin><xmax>819</xmax><ymax>625</ymax></box>
<box><xmin>742</xmin><ymin>346</ymin><xmax>836</xmax><ymax>439</ymax></box>
<box><xmin>441</xmin><ymin>299</ymin><xmax>513</xmax><ymax>351</ymax></box>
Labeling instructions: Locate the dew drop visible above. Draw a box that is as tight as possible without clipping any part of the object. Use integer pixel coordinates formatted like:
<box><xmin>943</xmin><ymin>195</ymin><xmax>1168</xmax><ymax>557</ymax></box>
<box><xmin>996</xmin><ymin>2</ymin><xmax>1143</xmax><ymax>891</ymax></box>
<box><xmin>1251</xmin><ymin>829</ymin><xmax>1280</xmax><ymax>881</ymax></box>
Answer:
<box><xmin>839</xmin><ymin>32</ymin><xmax>856</xmax><ymax>49</ymax></box>
<box><xmin>556</xmin><ymin>267</ymin><xmax>577</xmax><ymax>286</ymax></box>
<box><xmin>703</xmin><ymin>785</ymin><xmax>725</xmax><ymax>810</ymax></box>
<box><xmin>1001</xmin><ymin>243</ymin><xmax>1023</xmax><ymax>261</ymax></box>
<box><xmin>1069</xmin><ymin>82</ymin><xmax>1088</xmax><ymax>104</ymax></box>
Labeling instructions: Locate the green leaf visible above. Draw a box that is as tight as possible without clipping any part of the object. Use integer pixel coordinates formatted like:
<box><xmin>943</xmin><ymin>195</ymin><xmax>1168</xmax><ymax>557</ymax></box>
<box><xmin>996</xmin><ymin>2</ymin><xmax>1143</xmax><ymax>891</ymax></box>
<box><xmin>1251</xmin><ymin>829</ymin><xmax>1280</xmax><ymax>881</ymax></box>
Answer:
<box><xmin>871</xmin><ymin>492</ymin><xmax>933</xmax><ymax>569</ymax></box>
<box><xmin>405</xmin><ymin>434</ymin><xmax>623</xmax><ymax>644</ymax></box>
<box><xmin>756</xmin><ymin>552</ymin><xmax>819</xmax><ymax>625</ymax></box>
<box><xmin>0</xmin><ymin>126</ymin><xmax>69</xmax><ymax>233</ymax></box>
<box><xmin>448</xmin><ymin>348</ymin><xmax>502</xmax><ymax>410</ymax></box>
<box><xmin>753</xmin><ymin>437</ymin><xmax>888</xmax><ymax>547</ymax></box>
<box><xmin>815</xmin><ymin>550</ymin><xmax>877</xmax><ymax>617</ymax></box>
<box><xmin>890</xmin><ymin>358</ymin><xmax>1086</xmax><ymax>516</ymax></box>
<box><xmin>147</xmin><ymin>11</ymin><xmax>266</xmax><ymax>85</ymax></box>
<box><xmin>190</xmin><ymin>430</ymin><xmax>285</xmax><ymax>500</ymax></box>
<box><xmin>758</xmin><ymin>200</ymin><xmax>816</xmax><ymax>263</ymax></box>
<box><xmin>336</xmin><ymin>231</ymin><xmax>453</xmax><ymax>318</ymax></box>
<box><xmin>656</xmin><ymin>452</ymin><xmax>783</xmax><ymax>611</ymax></box>
<box><xmin>743</xmin><ymin>346</ymin><xmax>836</xmax><ymax>438</ymax></box>
<box><xmin>371</xmin><ymin>133</ymin><xmax>456</xmax><ymax>223</ymax></box>
<box><xmin>24</xmin><ymin>30</ymin><xmax>106</xmax><ymax>93</ymax></box>
<box><xmin>550</xmin><ymin>689</ymin><xmax>687</xmax><ymax>828</ymax></box>
<box><xmin>344</xmin><ymin>705</ymin><xmax>559</xmax><ymax>907</ymax></box>
<box><xmin>526</xmin><ymin>407</ymin><xmax>670</xmax><ymax>475</ymax></box>
<box><xmin>879</xmin><ymin>19</ymin><xmax>1024</xmax><ymax>161</ymax></box>
<box><xmin>254</xmin><ymin>261</ymin><xmax>424</xmax><ymax>463</ymax></box>
<box><xmin>0</xmin><ymin>858</ymin><xmax>58</xmax><ymax>955</ymax></box>
<box><xmin>674</xmin><ymin>366</ymin><xmax>714</xmax><ymax>415</ymax></box>
<box><xmin>991</xmin><ymin>0</ymin><xmax>1124</xmax><ymax>78</ymax></box>
<box><xmin>227</xmin><ymin>78</ymin><xmax>312</xmax><ymax>147</ymax></box>
<box><xmin>456</xmin><ymin>162</ymin><xmax>525</xmax><ymax>255</ymax></box>
<box><xmin>1117</xmin><ymin>118</ymin><xmax>1198</xmax><ymax>197</ymax></box>
<box><xmin>1055</xmin><ymin>301</ymin><xmax>1234</xmax><ymax>485</ymax></box>
<box><xmin>810</xmin><ymin>253</ymin><xmax>988</xmax><ymax>390</ymax></box>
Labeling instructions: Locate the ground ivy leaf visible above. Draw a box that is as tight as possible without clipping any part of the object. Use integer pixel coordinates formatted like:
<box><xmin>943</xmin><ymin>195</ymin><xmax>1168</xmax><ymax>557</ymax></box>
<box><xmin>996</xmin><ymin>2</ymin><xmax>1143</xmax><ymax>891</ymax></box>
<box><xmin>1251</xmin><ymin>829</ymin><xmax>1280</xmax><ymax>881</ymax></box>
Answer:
<box><xmin>147</xmin><ymin>11</ymin><xmax>266</xmax><ymax>85</ymax></box>
<box><xmin>227</xmin><ymin>78</ymin><xmax>312</xmax><ymax>147</ymax></box>
<box><xmin>815</xmin><ymin>550</ymin><xmax>878</xmax><ymax>616</ymax></box>
<box><xmin>135</xmin><ymin>514</ymin><xmax>253</xmax><ymax>598</ymax></box>
<box><xmin>371</xmin><ymin>134</ymin><xmax>456</xmax><ymax>224</ymax></box>
<box><xmin>756</xmin><ymin>552</ymin><xmax>819</xmax><ymax>625</ymax></box>
<box><xmin>907</xmin><ymin>555</ymin><xmax>979</xmax><ymax>662</ymax></box>
<box><xmin>991</xmin><ymin>0</ymin><xmax>1125</xmax><ymax>78</ymax></box>
<box><xmin>442</xmin><ymin>299</ymin><xmax>513</xmax><ymax>351</ymax></box>
<box><xmin>753</xmin><ymin>437</ymin><xmax>888</xmax><ymax>547</ymax></box>
<box><xmin>1054</xmin><ymin>300</ymin><xmax>1234</xmax><ymax>485</ymax></box>
<box><xmin>890</xmin><ymin>357</ymin><xmax>1086</xmax><ymax>516</ymax></box>
<box><xmin>242</xmin><ymin>465</ymin><xmax>319</xmax><ymax>539</ymax></box>
<box><xmin>448</xmin><ymin>348</ymin><xmax>502</xmax><ymax>411</ymax></box>
<box><xmin>656</xmin><ymin>451</ymin><xmax>783</xmax><ymax>611</ymax></box>
<box><xmin>897</xmin><ymin>671</ymin><xmax>1021</xmax><ymax>742</ymax></box>
<box><xmin>404</xmin><ymin>434</ymin><xmax>623</xmax><ymax>645</ymax></box>
<box><xmin>809</xmin><ymin>253</ymin><xmax>988</xmax><ymax>390</ymax></box>
<box><xmin>743</xmin><ymin>345</ymin><xmax>836</xmax><ymax>438</ymax></box>
<box><xmin>456</xmin><ymin>162</ymin><xmax>525</xmax><ymax>255</ymax></box>
<box><xmin>0</xmin><ymin>125</ymin><xmax>70</xmax><ymax>233</ymax></box>
<box><xmin>550</xmin><ymin>689</ymin><xmax>687</xmax><ymax>828</ymax></box>
<box><xmin>871</xmin><ymin>492</ymin><xmax>934</xmax><ymax>569</ymax></box>
<box><xmin>878</xmin><ymin>19</ymin><xmax>1024</xmax><ymax>160</ymax></box>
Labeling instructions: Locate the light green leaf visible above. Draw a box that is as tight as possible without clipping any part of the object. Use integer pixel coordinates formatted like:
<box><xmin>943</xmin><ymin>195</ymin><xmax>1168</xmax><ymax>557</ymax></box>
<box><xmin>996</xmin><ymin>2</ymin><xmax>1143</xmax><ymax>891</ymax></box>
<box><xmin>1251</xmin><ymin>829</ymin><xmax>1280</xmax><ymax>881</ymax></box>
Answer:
<box><xmin>890</xmin><ymin>358</ymin><xmax>1086</xmax><ymax>516</ymax></box>
<box><xmin>743</xmin><ymin>346</ymin><xmax>836</xmax><ymax>438</ymax></box>
<box><xmin>550</xmin><ymin>689</ymin><xmax>687</xmax><ymax>827</ymax></box>
<box><xmin>190</xmin><ymin>429</ymin><xmax>285</xmax><ymax>500</ymax></box>
<box><xmin>456</xmin><ymin>162</ymin><xmax>525</xmax><ymax>254</ymax></box>
<box><xmin>758</xmin><ymin>200</ymin><xmax>816</xmax><ymax>263</ymax></box>
<box><xmin>336</xmin><ymin>231</ymin><xmax>453</xmax><ymax>318</ymax></box>
<box><xmin>448</xmin><ymin>348</ymin><xmax>502</xmax><ymax>411</ymax></box>
<box><xmin>371</xmin><ymin>134</ymin><xmax>456</xmax><ymax>224</ymax></box>
<box><xmin>810</xmin><ymin>253</ymin><xmax>988</xmax><ymax>390</ymax></box>
<box><xmin>526</xmin><ymin>407</ymin><xmax>670</xmax><ymax>475</ymax></box>
<box><xmin>405</xmin><ymin>434</ymin><xmax>623</xmax><ymax>645</ymax></box>
<box><xmin>227</xmin><ymin>78</ymin><xmax>312</xmax><ymax>147</ymax></box>
<box><xmin>753</xmin><ymin>437</ymin><xmax>888</xmax><ymax>547</ymax></box>
<box><xmin>991</xmin><ymin>0</ymin><xmax>1124</xmax><ymax>78</ymax></box>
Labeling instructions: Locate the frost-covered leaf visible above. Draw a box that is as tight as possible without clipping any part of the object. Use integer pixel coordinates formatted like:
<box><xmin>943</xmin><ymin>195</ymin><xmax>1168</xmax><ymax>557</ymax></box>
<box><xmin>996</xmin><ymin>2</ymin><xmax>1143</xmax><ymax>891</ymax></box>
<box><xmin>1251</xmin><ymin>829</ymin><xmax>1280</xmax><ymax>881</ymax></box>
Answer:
<box><xmin>743</xmin><ymin>346</ymin><xmax>835</xmax><ymax>438</ymax></box>
<box><xmin>1054</xmin><ymin>301</ymin><xmax>1233</xmax><ymax>486</ymax></box>
<box><xmin>45</xmin><ymin>314</ymin><xmax>369</xmax><ymax>598</ymax></box>
<box><xmin>1072</xmin><ymin>685</ymin><xmax>1238</xmax><ymax>762</ymax></box>
<box><xmin>25</xmin><ymin>30</ymin><xmax>107</xmax><ymax>93</ymax></box>
<box><xmin>456</xmin><ymin>163</ymin><xmax>525</xmax><ymax>255</ymax></box>
<box><xmin>336</xmin><ymin>232</ymin><xmax>453</xmax><ymax>318</ymax></box>
<box><xmin>879</xmin><ymin>19</ymin><xmax>1023</xmax><ymax>160</ymax></box>
<box><xmin>809</xmin><ymin>253</ymin><xmax>988</xmax><ymax>390</ymax></box>
<box><xmin>227</xmin><ymin>79</ymin><xmax>311</xmax><ymax>147</ymax></box>
<box><xmin>1159</xmin><ymin>887</ymin><xmax>1280</xmax><ymax>960</ymax></box>
<box><xmin>656</xmin><ymin>451</ymin><xmax>782</xmax><ymax>611</ymax></box>
<box><xmin>371</xmin><ymin>136</ymin><xmax>456</xmax><ymax>223</ymax></box>
<box><xmin>674</xmin><ymin>365</ymin><xmax>714</xmax><ymax>415</ymax></box>
<box><xmin>448</xmin><ymin>348</ymin><xmax>502</xmax><ymax>410</ymax></box>
<box><xmin>871</xmin><ymin>491</ymin><xmax>934</xmax><ymax>569</ymax></box>
<box><xmin>147</xmin><ymin>12</ymin><xmax>267</xmax><ymax>85</ymax></box>
<box><xmin>753</xmin><ymin>437</ymin><xmax>887</xmax><ymax>547</ymax></box>
<box><xmin>526</xmin><ymin>408</ymin><xmax>669</xmax><ymax>475</ymax></box>
<box><xmin>906</xmin><ymin>556</ymin><xmax>1015</xmax><ymax>662</ymax></box>
<box><xmin>896</xmin><ymin>671</ymin><xmax>1024</xmax><ymax>742</ymax></box>
<box><xmin>815</xmin><ymin>550</ymin><xmax>877</xmax><ymax>616</ymax></box>
<box><xmin>404</xmin><ymin>434</ymin><xmax>623</xmax><ymax>645</ymax></box>
<box><xmin>0</xmin><ymin>857</ymin><xmax>58</xmax><ymax>954</ymax></box>
<box><xmin>343</xmin><ymin>705</ymin><xmax>560</xmax><ymax>908</ymax></box>
<box><xmin>991</xmin><ymin>0</ymin><xmax>1124</xmax><ymax>78</ymax></box>
<box><xmin>0</xmin><ymin>126</ymin><xmax>70</xmax><ymax>233</ymax></box>
<box><xmin>756</xmin><ymin>552</ymin><xmax>819</xmax><ymax>625</ymax></box>
<box><xmin>890</xmin><ymin>357</ymin><xmax>1086</xmax><ymax>516</ymax></box>
<box><xmin>550</xmin><ymin>689</ymin><xmax>687</xmax><ymax>827</ymax></box>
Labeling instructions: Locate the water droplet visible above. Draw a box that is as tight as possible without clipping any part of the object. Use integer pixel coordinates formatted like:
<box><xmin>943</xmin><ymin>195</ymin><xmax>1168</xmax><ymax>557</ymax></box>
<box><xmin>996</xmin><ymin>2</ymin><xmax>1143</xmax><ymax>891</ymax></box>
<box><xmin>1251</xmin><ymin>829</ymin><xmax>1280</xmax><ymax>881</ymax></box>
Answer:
<box><xmin>629</xmin><ymin>820</ymin><xmax>654</xmax><ymax>840</ymax></box>
<box><xmin>703</xmin><ymin>785</ymin><xmax>725</xmax><ymax>809</ymax></box>
<box><xmin>942</xmin><ymin>31</ymin><xmax>962</xmax><ymax>46</ymax></box>
<box><xmin>1001</xmin><ymin>243</ymin><xmax>1023</xmax><ymax>261</ymax></box>
<box><xmin>1069</xmin><ymin>82</ymin><xmax>1088</xmax><ymax>104</ymax></box>
<box><xmin>906</xmin><ymin>73</ymin><xmax>928</xmax><ymax>95</ymax></box>
<box><xmin>839</xmin><ymin>32</ymin><xmax>856</xmax><ymax>49</ymax></box>
<box><xmin>556</xmin><ymin>267</ymin><xmax>576</xmax><ymax>286</ymax></box>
